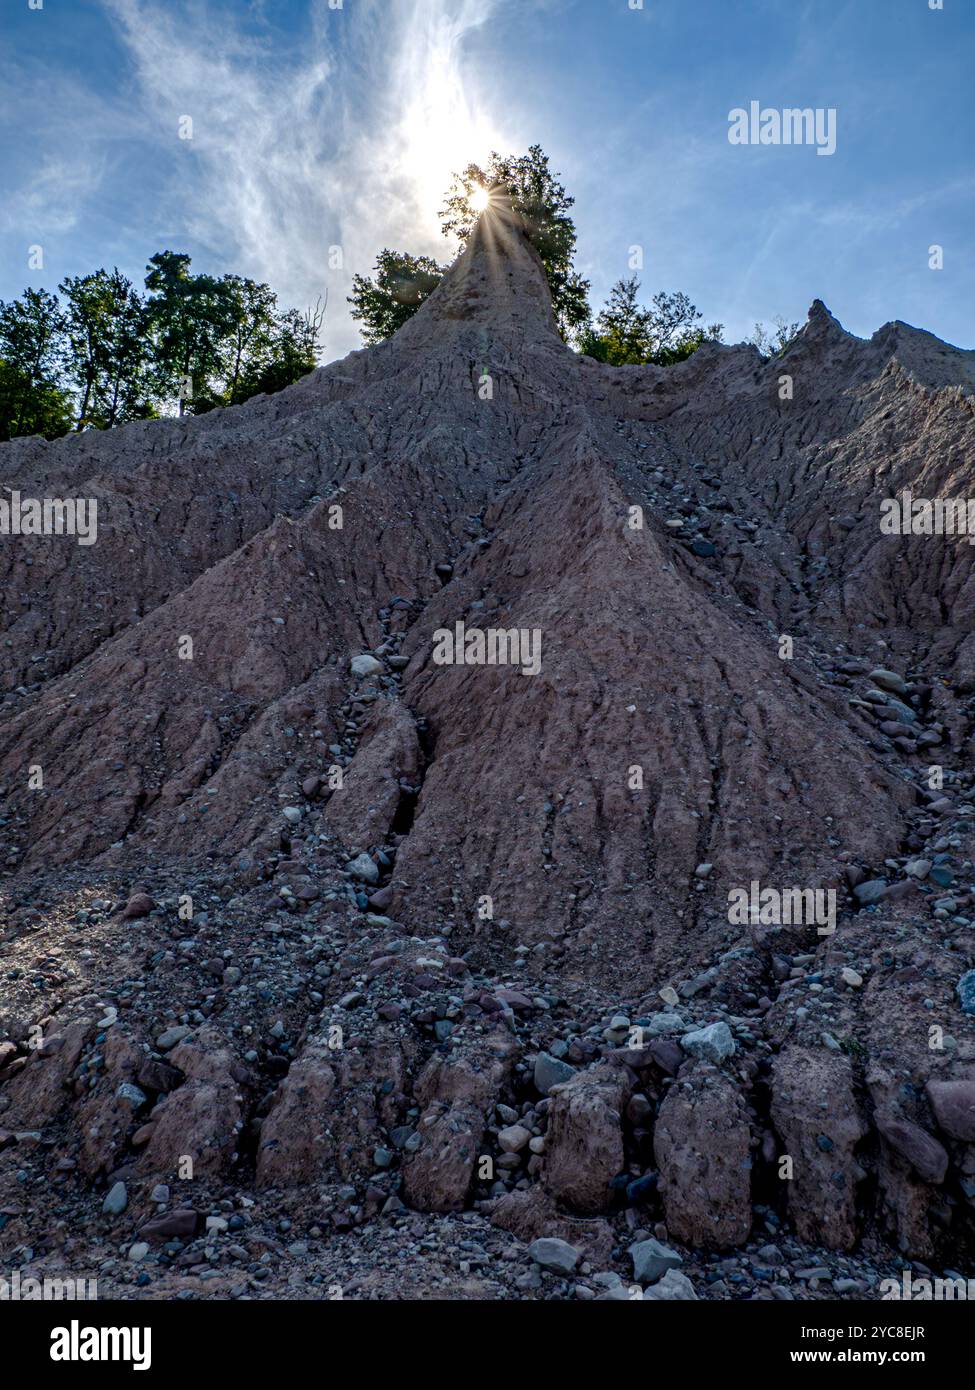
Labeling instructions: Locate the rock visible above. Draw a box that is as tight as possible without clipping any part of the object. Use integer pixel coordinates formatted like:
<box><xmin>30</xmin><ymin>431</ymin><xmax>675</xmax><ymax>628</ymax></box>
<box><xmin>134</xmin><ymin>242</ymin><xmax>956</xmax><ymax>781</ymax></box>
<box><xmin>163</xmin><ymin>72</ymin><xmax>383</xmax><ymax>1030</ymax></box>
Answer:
<box><xmin>542</xmin><ymin>1065</ymin><xmax>628</xmax><ymax>1214</ymax></box>
<box><xmin>347</xmin><ymin>852</ymin><xmax>380</xmax><ymax>885</ymax></box>
<box><xmin>122</xmin><ymin>892</ymin><xmax>155</xmax><ymax>919</ymax></box>
<box><xmin>642</xmin><ymin>1269</ymin><xmax>698</xmax><ymax>1301</ymax></box>
<box><xmin>957</xmin><ymin>971</ymin><xmax>975</xmax><ymax>1015</ymax></box>
<box><xmin>139</xmin><ymin>1031</ymin><xmax>247</xmax><ymax>1180</ymax></box>
<box><xmin>115</xmin><ymin>1082</ymin><xmax>147</xmax><ymax>1109</ymax></box>
<box><xmin>139</xmin><ymin>1209</ymin><xmax>199</xmax><ymax>1241</ymax></box>
<box><xmin>137</xmin><ymin>1058</ymin><xmax>183</xmax><ymax>1094</ymax></box>
<box><xmin>770</xmin><ymin>1047</ymin><xmax>867</xmax><ymax>1250</ymax></box>
<box><xmin>498</xmin><ymin>1124</ymin><xmax>532</xmax><ymax>1153</ymax></box>
<box><xmin>0</xmin><ymin>1020</ymin><xmax>91</xmax><ymax>1128</ymax></box>
<box><xmin>281</xmin><ymin>806</ymin><xmax>302</xmax><ymax>824</ymax></box>
<box><xmin>528</xmin><ymin>1237</ymin><xmax>581</xmax><ymax>1275</ymax></box>
<box><xmin>102</xmin><ymin>1181</ymin><xmax>128</xmax><ymax>1215</ymax></box>
<box><xmin>629</xmin><ymin>1237</ymin><xmax>682</xmax><ymax>1285</ymax></box>
<box><xmin>840</xmin><ymin>967</ymin><xmax>863</xmax><ymax>988</ymax></box>
<box><xmin>680</xmin><ymin>1021</ymin><xmax>735</xmax><ymax>1062</ymax></box>
<box><xmin>926</xmin><ymin>1080</ymin><xmax>975</xmax><ymax>1142</ymax></box>
<box><xmin>127</xmin><ymin>1242</ymin><xmax>150</xmax><ymax>1263</ymax></box>
<box><xmin>649</xmin><ymin>1040</ymin><xmax>684</xmax><ymax>1075</ymax></box>
<box><xmin>403</xmin><ymin>1035</ymin><xmax>516</xmax><ymax>1212</ymax></box>
<box><xmin>853</xmin><ymin>879</ymin><xmax>888</xmax><ymax>904</ymax></box>
<box><xmin>654</xmin><ymin>1066</ymin><xmax>752</xmax><ymax>1247</ymax></box>
<box><xmin>257</xmin><ymin>1036</ymin><xmax>407</xmax><ymax>1188</ymax></box>
<box><xmin>869</xmin><ymin>668</ymin><xmax>909</xmax><ymax>696</ymax></box>
<box><xmin>350</xmin><ymin>654</ymin><xmax>384</xmax><ymax>678</ymax></box>
<box><xmin>533</xmin><ymin>1052</ymin><xmax>576</xmax><ymax>1095</ymax></box>
<box><xmin>155</xmin><ymin>1025</ymin><xmax>192</xmax><ymax>1051</ymax></box>
<box><xmin>876</xmin><ymin>1114</ymin><xmax>948</xmax><ymax>1184</ymax></box>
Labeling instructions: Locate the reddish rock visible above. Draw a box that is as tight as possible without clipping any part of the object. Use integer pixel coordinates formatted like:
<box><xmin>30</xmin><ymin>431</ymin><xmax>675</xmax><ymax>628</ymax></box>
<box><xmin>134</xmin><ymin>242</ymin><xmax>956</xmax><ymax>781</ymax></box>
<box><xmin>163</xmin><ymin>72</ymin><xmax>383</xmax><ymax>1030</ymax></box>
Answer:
<box><xmin>542</xmin><ymin>1064</ymin><xmax>629</xmax><ymax>1215</ymax></box>
<box><xmin>771</xmin><ymin>1046</ymin><xmax>867</xmax><ymax>1251</ymax></box>
<box><xmin>122</xmin><ymin>893</ymin><xmax>155</xmax><ymax>920</ymax></box>
<box><xmin>654</xmin><ymin>1065</ymin><xmax>752</xmax><ymax>1247</ymax></box>
<box><xmin>926</xmin><ymin>1079</ymin><xmax>975</xmax><ymax>1142</ymax></box>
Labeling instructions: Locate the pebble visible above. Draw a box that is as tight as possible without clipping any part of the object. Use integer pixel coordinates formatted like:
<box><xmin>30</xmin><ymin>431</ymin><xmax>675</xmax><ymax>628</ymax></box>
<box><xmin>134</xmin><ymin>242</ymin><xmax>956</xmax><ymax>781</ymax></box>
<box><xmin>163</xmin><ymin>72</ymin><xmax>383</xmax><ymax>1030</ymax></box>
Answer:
<box><xmin>348</xmin><ymin>853</ymin><xmax>380</xmax><ymax>885</ymax></box>
<box><xmin>630</xmin><ymin>1237</ymin><xmax>682</xmax><ymax>1285</ymax></box>
<box><xmin>528</xmin><ymin>1238</ymin><xmax>581</xmax><ymax>1275</ymax></box>
<box><xmin>350</xmin><ymin>654</ymin><xmax>384</xmax><ymax>678</ymax></box>
<box><xmin>102</xmin><ymin>1181</ymin><xmax>128</xmax><ymax>1216</ymax></box>
<box><xmin>957</xmin><ymin>970</ymin><xmax>975</xmax><ymax>1015</ymax></box>
<box><xmin>534</xmin><ymin>1052</ymin><xmax>576</xmax><ymax>1094</ymax></box>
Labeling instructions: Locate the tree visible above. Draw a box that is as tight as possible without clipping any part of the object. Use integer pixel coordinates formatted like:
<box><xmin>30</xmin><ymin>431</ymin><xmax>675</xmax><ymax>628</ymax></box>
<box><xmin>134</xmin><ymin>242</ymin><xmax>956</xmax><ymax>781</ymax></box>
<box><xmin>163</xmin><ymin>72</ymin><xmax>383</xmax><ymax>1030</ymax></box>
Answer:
<box><xmin>348</xmin><ymin>250</ymin><xmax>447</xmax><ymax>346</ymax></box>
<box><xmin>749</xmin><ymin>316</ymin><xmax>801</xmax><ymax>359</ymax></box>
<box><xmin>0</xmin><ymin>288</ymin><xmax>72</xmax><ymax>441</ymax></box>
<box><xmin>59</xmin><ymin>269</ymin><xmax>154</xmax><ymax>429</ymax></box>
<box><xmin>440</xmin><ymin>144</ymin><xmax>590</xmax><ymax>337</ymax></box>
<box><xmin>579</xmin><ymin>277</ymin><xmax>723</xmax><ymax>366</ymax></box>
<box><xmin>144</xmin><ymin>252</ymin><xmax>236</xmax><ymax>415</ymax></box>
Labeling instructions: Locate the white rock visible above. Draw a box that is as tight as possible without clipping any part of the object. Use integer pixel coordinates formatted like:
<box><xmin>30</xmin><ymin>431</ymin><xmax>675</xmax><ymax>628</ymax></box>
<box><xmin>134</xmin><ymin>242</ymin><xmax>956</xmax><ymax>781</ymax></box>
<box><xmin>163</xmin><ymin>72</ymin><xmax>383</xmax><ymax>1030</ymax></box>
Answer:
<box><xmin>350</xmin><ymin>654</ymin><xmax>384</xmax><ymax>678</ymax></box>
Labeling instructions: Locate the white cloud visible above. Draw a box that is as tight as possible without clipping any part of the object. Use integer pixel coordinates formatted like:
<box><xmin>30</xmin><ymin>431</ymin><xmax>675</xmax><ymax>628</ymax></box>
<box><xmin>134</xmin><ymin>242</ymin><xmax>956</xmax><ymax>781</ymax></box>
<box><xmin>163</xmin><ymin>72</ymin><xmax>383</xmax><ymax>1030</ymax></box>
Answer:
<box><xmin>101</xmin><ymin>0</ymin><xmax>512</xmax><ymax>357</ymax></box>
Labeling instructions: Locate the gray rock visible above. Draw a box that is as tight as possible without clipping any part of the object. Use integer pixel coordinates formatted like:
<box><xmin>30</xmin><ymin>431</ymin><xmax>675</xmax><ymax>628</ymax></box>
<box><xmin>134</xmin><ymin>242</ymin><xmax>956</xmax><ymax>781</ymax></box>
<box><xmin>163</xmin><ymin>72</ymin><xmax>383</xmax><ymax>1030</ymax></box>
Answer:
<box><xmin>350</xmin><ymin>654</ymin><xmax>384</xmax><ymax>678</ymax></box>
<box><xmin>642</xmin><ymin>1268</ymin><xmax>698</xmax><ymax>1300</ymax></box>
<box><xmin>528</xmin><ymin>1237</ymin><xmax>581</xmax><ymax>1275</ymax></box>
<box><xmin>629</xmin><ymin>1236</ymin><xmax>683</xmax><ymax>1285</ymax></box>
<box><xmin>680</xmin><ymin>1020</ymin><xmax>735</xmax><ymax>1062</ymax></box>
<box><xmin>155</xmin><ymin>1025</ymin><xmax>192</xmax><ymax>1051</ymax></box>
<box><xmin>115</xmin><ymin>1082</ymin><xmax>147</xmax><ymax>1108</ymax></box>
<box><xmin>957</xmin><ymin>970</ymin><xmax>975</xmax><ymax>1015</ymax></box>
<box><xmin>102</xmin><ymin>1181</ymin><xmax>128</xmax><ymax>1216</ymax></box>
<box><xmin>869</xmin><ymin>668</ymin><xmax>909</xmax><ymax>696</ymax></box>
<box><xmin>347</xmin><ymin>852</ymin><xmax>380</xmax><ymax>884</ymax></box>
<box><xmin>534</xmin><ymin>1052</ymin><xmax>576</xmax><ymax>1095</ymax></box>
<box><xmin>853</xmin><ymin>879</ymin><xmax>888</xmax><ymax>905</ymax></box>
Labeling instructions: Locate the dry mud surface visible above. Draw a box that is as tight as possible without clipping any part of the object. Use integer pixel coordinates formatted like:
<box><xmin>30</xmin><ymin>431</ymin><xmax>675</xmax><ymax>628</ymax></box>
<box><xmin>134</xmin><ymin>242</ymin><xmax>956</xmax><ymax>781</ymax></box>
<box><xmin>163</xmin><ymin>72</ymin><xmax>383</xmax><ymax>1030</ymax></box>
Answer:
<box><xmin>2</xmin><ymin>204</ymin><xmax>975</xmax><ymax>1301</ymax></box>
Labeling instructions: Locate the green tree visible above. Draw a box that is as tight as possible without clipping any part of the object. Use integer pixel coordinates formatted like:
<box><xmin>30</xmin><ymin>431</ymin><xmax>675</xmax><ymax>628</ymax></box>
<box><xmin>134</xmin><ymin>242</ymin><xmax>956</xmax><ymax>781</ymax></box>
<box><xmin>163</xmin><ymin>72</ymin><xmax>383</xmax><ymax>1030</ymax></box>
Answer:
<box><xmin>348</xmin><ymin>250</ymin><xmax>447</xmax><ymax>346</ymax></box>
<box><xmin>0</xmin><ymin>288</ymin><xmax>73</xmax><ymax>441</ymax></box>
<box><xmin>579</xmin><ymin>277</ymin><xmax>723</xmax><ymax>366</ymax></box>
<box><xmin>144</xmin><ymin>251</ymin><xmax>236</xmax><ymax>415</ymax></box>
<box><xmin>749</xmin><ymin>316</ymin><xmax>801</xmax><ymax>359</ymax></box>
<box><xmin>60</xmin><ymin>269</ymin><xmax>154</xmax><ymax>429</ymax></box>
<box><xmin>440</xmin><ymin>144</ymin><xmax>590</xmax><ymax>337</ymax></box>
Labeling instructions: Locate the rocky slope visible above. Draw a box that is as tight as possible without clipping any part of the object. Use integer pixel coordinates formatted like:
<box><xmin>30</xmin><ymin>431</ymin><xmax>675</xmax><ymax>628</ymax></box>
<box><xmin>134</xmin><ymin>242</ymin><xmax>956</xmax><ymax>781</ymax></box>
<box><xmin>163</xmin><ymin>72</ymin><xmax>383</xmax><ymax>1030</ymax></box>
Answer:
<box><xmin>1</xmin><ymin>200</ymin><xmax>974</xmax><ymax>1301</ymax></box>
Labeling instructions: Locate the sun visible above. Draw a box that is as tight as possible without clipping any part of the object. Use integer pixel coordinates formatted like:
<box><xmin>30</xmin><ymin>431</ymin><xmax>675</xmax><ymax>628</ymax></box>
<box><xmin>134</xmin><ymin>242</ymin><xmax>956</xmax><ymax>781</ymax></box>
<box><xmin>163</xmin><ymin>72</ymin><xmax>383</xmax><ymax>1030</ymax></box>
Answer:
<box><xmin>470</xmin><ymin>186</ymin><xmax>492</xmax><ymax>213</ymax></box>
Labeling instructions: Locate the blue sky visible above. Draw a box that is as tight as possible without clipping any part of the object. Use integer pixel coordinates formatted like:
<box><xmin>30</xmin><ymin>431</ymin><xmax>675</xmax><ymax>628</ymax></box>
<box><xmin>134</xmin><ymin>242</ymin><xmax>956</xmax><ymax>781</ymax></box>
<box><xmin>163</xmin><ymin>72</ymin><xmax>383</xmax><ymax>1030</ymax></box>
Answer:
<box><xmin>1</xmin><ymin>0</ymin><xmax>972</xmax><ymax>360</ymax></box>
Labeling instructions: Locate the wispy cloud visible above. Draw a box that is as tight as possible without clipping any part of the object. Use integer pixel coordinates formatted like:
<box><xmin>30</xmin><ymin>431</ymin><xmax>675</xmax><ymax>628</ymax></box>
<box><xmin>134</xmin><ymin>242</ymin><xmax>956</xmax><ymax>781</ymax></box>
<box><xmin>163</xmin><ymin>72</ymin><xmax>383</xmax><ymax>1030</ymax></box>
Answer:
<box><xmin>101</xmin><ymin>0</ymin><xmax>511</xmax><ymax>356</ymax></box>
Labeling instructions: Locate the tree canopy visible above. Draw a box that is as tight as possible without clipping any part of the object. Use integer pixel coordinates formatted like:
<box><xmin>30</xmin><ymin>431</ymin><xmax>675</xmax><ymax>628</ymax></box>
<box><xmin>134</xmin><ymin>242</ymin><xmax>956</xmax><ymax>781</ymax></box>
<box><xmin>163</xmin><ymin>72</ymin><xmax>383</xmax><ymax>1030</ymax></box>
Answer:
<box><xmin>348</xmin><ymin>250</ymin><xmax>447</xmax><ymax>347</ymax></box>
<box><xmin>578</xmin><ymin>277</ymin><xmax>724</xmax><ymax>366</ymax></box>
<box><xmin>0</xmin><ymin>254</ymin><xmax>323</xmax><ymax>442</ymax></box>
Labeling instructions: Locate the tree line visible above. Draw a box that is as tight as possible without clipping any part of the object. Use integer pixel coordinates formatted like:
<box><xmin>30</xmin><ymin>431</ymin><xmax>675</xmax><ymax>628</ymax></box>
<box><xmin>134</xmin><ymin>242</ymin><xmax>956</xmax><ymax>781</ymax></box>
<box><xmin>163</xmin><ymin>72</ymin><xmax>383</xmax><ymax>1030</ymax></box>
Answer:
<box><xmin>0</xmin><ymin>251</ymin><xmax>323</xmax><ymax>442</ymax></box>
<box><xmin>349</xmin><ymin>143</ymin><xmax>799</xmax><ymax>365</ymax></box>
